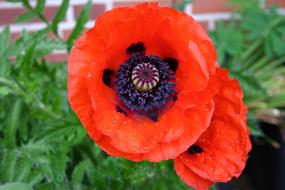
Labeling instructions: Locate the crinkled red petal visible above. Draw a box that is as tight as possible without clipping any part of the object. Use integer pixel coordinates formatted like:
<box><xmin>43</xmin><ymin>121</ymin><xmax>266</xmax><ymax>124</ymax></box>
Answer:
<box><xmin>176</xmin><ymin>68</ymin><xmax>251</xmax><ymax>182</ymax></box>
<box><xmin>179</xmin><ymin>115</ymin><xmax>251</xmax><ymax>182</ymax></box>
<box><xmin>95</xmin><ymin>101</ymin><xmax>214</xmax><ymax>162</ymax></box>
<box><xmin>174</xmin><ymin>157</ymin><xmax>213</xmax><ymax>190</ymax></box>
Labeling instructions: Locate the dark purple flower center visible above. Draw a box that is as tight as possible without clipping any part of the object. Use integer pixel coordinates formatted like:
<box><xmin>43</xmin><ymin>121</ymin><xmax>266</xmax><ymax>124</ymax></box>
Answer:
<box><xmin>100</xmin><ymin>42</ymin><xmax>179</xmax><ymax>121</ymax></box>
<box><xmin>115</xmin><ymin>50</ymin><xmax>175</xmax><ymax>114</ymax></box>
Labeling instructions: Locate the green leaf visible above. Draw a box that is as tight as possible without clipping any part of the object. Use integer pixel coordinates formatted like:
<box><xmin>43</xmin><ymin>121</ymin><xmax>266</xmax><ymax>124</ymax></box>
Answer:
<box><xmin>0</xmin><ymin>28</ymin><xmax>10</xmax><ymax>77</ymax></box>
<box><xmin>51</xmin><ymin>0</ymin><xmax>69</xmax><ymax>34</ymax></box>
<box><xmin>240</xmin><ymin>8</ymin><xmax>267</xmax><ymax>41</ymax></box>
<box><xmin>66</xmin><ymin>0</ymin><xmax>91</xmax><ymax>49</ymax></box>
<box><xmin>15</xmin><ymin>159</ymin><xmax>32</xmax><ymax>182</ymax></box>
<box><xmin>36</xmin><ymin>38</ymin><xmax>66</xmax><ymax>56</ymax></box>
<box><xmin>0</xmin><ymin>182</ymin><xmax>32</xmax><ymax>190</ymax></box>
<box><xmin>22</xmin><ymin>41</ymin><xmax>37</xmax><ymax>74</ymax></box>
<box><xmin>21</xmin><ymin>0</ymin><xmax>32</xmax><ymax>8</ymax></box>
<box><xmin>230</xmin><ymin>0</ymin><xmax>259</xmax><ymax>10</ymax></box>
<box><xmin>267</xmin><ymin>94</ymin><xmax>285</xmax><ymax>107</ymax></box>
<box><xmin>4</xmin><ymin>99</ymin><xmax>23</xmax><ymax>148</ymax></box>
<box><xmin>27</xmin><ymin>170</ymin><xmax>45</xmax><ymax>187</ymax></box>
<box><xmin>247</xmin><ymin>112</ymin><xmax>264</xmax><ymax>137</ymax></box>
<box><xmin>0</xmin><ymin>86</ymin><xmax>12</xmax><ymax>96</ymax></box>
<box><xmin>14</xmin><ymin>12</ymin><xmax>37</xmax><ymax>23</ymax></box>
<box><xmin>72</xmin><ymin>160</ymin><xmax>92</xmax><ymax>188</ymax></box>
<box><xmin>271</xmin><ymin>32</ymin><xmax>285</xmax><ymax>56</ymax></box>
<box><xmin>216</xmin><ymin>21</ymin><xmax>244</xmax><ymax>56</ymax></box>
<box><xmin>0</xmin><ymin>26</ymin><xmax>10</xmax><ymax>54</ymax></box>
<box><xmin>256</xmin><ymin>56</ymin><xmax>285</xmax><ymax>74</ymax></box>
<box><xmin>0</xmin><ymin>59</ymin><xmax>11</xmax><ymax>78</ymax></box>
<box><xmin>4</xmin><ymin>151</ymin><xmax>19</xmax><ymax>182</ymax></box>
<box><xmin>50</xmin><ymin>152</ymin><xmax>69</xmax><ymax>184</ymax></box>
<box><xmin>247</xmin><ymin>56</ymin><xmax>269</xmax><ymax>72</ymax></box>
<box><xmin>35</xmin><ymin>0</ymin><xmax>46</xmax><ymax>13</ymax></box>
<box><xmin>20</xmin><ymin>142</ymin><xmax>52</xmax><ymax>155</ymax></box>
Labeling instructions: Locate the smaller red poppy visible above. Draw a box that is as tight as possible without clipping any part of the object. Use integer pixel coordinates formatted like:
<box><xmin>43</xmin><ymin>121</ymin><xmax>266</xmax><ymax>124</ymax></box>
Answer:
<box><xmin>174</xmin><ymin>68</ymin><xmax>251</xmax><ymax>190</ymax></box>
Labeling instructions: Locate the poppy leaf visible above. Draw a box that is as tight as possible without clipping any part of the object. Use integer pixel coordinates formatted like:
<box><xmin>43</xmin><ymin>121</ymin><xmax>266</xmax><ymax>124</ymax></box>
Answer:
<box><xmin>51</xmin><ymin>0</ymin><xmax>69</xmax><ymax>34</ymax></box>
<box><xmin>66</xmin><ymin>0</ymin><xmax>92</xmax><ymax>50</ymax></box>
<box><xmin>71</xmin><ymin>160</ymin><xmax>93</xmax><ymax>188</ymax></box>
<box><xmin>3</xmin><ymin>99</ymin><xmax>23</xmax><ymax>148</ymax></box>
<box><xmin>35</xmin><ymin>0</ymin><xmax>46</xmax><ymax>13</ymax></box>
<box><xmin>14</xmin><ymin>12</ymin><xmax>37</xmax><ymax>23</ymax></box>
<box><xmin>0</xmin><ymin>26</ymin><xmax>10</xmax><ymax>54</ymax></box>
<box><xmin>0</xmin><ymin>182</ymin><xmax>33</xmax><ymax>190</ymax></box>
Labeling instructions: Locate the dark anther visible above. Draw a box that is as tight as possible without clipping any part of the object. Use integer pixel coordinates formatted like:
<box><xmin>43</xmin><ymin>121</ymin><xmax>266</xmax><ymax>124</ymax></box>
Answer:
<box><xmin>102</xmin><ymin>69</ymin><xmax>114</xmax><ymax>87</ymax></box>
<box><xmin>126</xmin><ymin>42</ymin><xmax>146</xmax><ymax>55</ymax></box>
<box><xmin>148</xmin><ymin>111</ymin><xmax>158</xmax><ymax>122</ymax></box>
<box><xmin>187</xmin><ymin>144</ymin><xmax>203</xmax><ymax>155</ymax></box>
<box><xmin>116</xmin><ymin>105</ymin><xmax>127</xmax><ymax>116</ymax></box>
<box><xmin>163</xmin><ymin>58</ymin><xmax>179</xmax><ymax>73</ymax></box>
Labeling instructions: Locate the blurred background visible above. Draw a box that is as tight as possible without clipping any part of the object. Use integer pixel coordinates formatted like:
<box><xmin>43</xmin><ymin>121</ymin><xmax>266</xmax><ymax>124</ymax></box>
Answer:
<box><xmin>0</xmin><ymin>0</ymin><xmax>285</xmax><ymax>190</ymax></box>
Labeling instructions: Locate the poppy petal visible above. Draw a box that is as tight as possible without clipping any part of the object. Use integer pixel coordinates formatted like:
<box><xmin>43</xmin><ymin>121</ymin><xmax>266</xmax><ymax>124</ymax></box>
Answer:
<box><xmin>68</xmin><ymin>36</ymin><xmax>103</xmax><ymax>141</ymax></box>
<box><xmin>95</xmin><ymin>101</ymin><xmax>214</xmax><ymax>162</ymax></box>
<box><xmin>213</xmin><ymin>68</ymin><xmax>246</xmax><ymax>118</ymax></box>
<box><xmin>177</xmin><ymin>73</ymin><xmax>219</xmax><ymax>109</ymax></box>
<box><xmin>174</xmin><ymin>157</ymin><xmax>213</xmax><ymax>190</ymax></box>
<box><xmin>177</xmin><ymin>68</ymin><xmax>251</xmax><ymax>182</ymax></box>
<box><xmin>143</xmin><ymin>101</ymin><xmax>215</xmax><ymax>161</ymax></box>
<box><xmin>92</xmin><ymin>3</ymin><xmax>216</xmax><ymax>90</ymax></box>
<box><xmin>179</xmin><ymin>115</ymin><xmax>251</xmax><ymax>182</ymax></box>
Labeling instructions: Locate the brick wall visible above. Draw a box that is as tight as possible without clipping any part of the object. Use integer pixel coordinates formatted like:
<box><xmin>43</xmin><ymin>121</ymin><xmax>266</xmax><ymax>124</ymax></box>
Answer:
<box><xmin>0</xmin><ymin>0</ymin><xmax>284</xmax><ymax>61</ymax></box>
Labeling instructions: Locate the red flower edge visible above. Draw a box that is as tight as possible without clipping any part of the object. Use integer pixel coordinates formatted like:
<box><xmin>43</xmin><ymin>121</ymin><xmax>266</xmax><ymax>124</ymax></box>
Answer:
<box><xmin>174</xmin><ymin>68</ymin><xmax>251</xmax><ymax>190</ymax></box>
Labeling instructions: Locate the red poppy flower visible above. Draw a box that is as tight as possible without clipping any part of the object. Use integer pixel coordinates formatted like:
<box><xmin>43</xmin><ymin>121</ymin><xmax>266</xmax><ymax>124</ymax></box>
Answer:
<box><xmin>68</xmin><ymin>2</ymin><xmax>250</xmax><ymax>172</ymax></box>
<box><xmin>174</xmin><ymin>68</ymin><xmax>251</xmax><ymax>190</ymax></box>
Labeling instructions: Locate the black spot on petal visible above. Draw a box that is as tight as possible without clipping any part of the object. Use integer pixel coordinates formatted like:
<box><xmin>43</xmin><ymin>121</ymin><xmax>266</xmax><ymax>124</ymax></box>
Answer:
<box><xmin>126</xmin><ymin>42</ymin><xmax>146</xmax><ymax>55</ymax></box>
<box><xmin>102</xmin><ymin>69</ymin><xmax>114</xmax><ymax>87</ymax></box>
<box><xmin>148</xmin><ymin>111</ymin><xmax>158</xmax><ymax>122</ymax></box>
<box><xmin>163</xmin><ymin>58</ymin><xmax>179</xmax><ymax>73</ymax></box>
<box><xmin>116</xmin><ymin>106</ymin><xmax>127</xmax><ymax>116</ymax></box>
<box><xmin>187</xmin><ymin>144</ymin><xmax>203</xmax><ymax>155</ymax></box>
<box><xmin>172</xmin><ymin>95</ymin><xmax>178</xmax><ymax>102</ymax></box>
